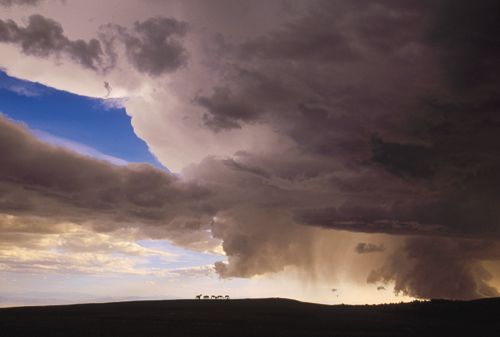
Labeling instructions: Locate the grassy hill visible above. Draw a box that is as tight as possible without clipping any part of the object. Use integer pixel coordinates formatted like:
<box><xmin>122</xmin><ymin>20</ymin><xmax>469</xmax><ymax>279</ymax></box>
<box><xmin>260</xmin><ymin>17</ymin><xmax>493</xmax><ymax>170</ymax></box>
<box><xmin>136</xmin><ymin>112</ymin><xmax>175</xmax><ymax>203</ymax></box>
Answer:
<box><xmin>0</xmin><ymin>297</ymin><xmax>499</xmax><ymax>336</ymax></box>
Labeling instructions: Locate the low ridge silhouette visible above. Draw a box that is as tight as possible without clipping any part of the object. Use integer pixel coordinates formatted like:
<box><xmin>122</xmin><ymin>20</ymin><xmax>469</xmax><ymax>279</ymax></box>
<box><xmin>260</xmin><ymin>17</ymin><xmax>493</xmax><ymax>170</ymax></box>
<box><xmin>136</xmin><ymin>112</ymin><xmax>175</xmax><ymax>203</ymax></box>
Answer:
<box><xmin>1</xmin><ymin>297</ymin><xmax>499</xmax><ymax>336</ymax></box>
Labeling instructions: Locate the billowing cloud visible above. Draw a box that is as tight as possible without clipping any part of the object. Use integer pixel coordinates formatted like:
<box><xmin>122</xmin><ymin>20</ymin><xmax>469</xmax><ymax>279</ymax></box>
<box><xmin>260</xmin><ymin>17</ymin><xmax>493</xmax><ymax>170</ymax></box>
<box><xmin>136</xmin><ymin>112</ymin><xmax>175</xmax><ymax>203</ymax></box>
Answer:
<box><xmin>368</xmin><ymin>238</ymin><xmax>500</xmax><ymax>300</ymax></box>
<box><xmin>0</xmin><ymin>14</ymin><xmax>189</xmax><ymax>76</ymax></box>
<box><xmin>196</xmin><ymin>87</ymin><xmax>260</xmax><ymax>131</ymax></box>
<box><xmin>0</xmin><ymin>15</ymin><xmax>104</xmax><ymax>70</ymax></box>
<box><xmin>119</xmin><ymin>16</ymin><xmax>189</xmax><ymax>76</ymax></box>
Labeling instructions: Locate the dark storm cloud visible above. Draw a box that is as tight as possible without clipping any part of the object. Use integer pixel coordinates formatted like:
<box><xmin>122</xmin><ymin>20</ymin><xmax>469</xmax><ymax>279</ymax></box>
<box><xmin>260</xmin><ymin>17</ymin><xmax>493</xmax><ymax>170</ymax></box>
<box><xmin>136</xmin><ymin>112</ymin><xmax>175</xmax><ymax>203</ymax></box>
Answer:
<box><xmin>237</xmin><ymin>9</ymin><xmax>357</xmax><ymax>63</ymax></box>
<box><xmin>295</xmin><ymin>206</ymin><xmax>451</xmax><ymax>238</ymax></box>
<box><xmin>371</xmin><ymin>135</ymin><xmax>437</xmax><ymax>179</ymax></box>
<box><xmin>198</xmin><ymin>1</ymin><xmax>361</xmax><ymax>133</ymax></box>
<box><xmin>195</xmin><ymin>87</ymin><xmax>260</xmax><ymax>131</ymax></box>
<box><xmin>201</xmin><ymin>0</ymin><xmax>500</xmax><ymax>241</ymax></box>
<box><xmin>200</xmin><ymin>0</ymin><xmax>436</xmax><ymax>153</ymax></box>
<box><xmin>221</xmin><ymin>157</ymin><xmax>270</xmax><ymax>179</ymax></box>
<box><xmin>295</xmin><ymin>181</ymin><xmax>500</xmax><ymax>240</ymax></box>
<box><xmin>0</xmin><ymin>0</ymin><xmax>40</xmax><ymax>6</ymax></box>
<box><xmin>427</xmin><ymin>0</ymin><xmax>500</xmax><ymax>91</ymax></box>
<box><xmin>355</xmin><ymin>242</ymin><xmax>385</xmax><ymax>254</ymax></box>
<box><xmin>0</xmin><ymin>116</ymin><xmax>214</xmax><ymax>243</ymax></box>
<box><xmin>119</xmin><ymin>16</ymin><xmax>189</xmax><ymax>76</ymax></box>
<box><xmin>188</xmin><ymin>0</ymin><xmax>500</xmax><ymax>299</ymax></box>
<box><xmin>368</xmin><ymin>238</ymin><xmax>500</xmax><ymax>300</ymax></box>
<box><xmin>0</xmin><ymin>15</ymin><xmax>104</xmax><ymax>70</ymax></box>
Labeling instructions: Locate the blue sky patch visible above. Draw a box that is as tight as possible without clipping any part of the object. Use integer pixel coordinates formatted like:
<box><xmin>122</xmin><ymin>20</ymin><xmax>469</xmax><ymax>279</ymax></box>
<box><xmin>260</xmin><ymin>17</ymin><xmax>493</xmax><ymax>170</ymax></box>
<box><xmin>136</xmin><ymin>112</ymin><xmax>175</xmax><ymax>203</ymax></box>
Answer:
<box><xmin>137</xmin><ymin>239</ymin><xmax>226</xmax><ymax>270</ymax></box>
<box><xmin>0</xmin><ymin>70</ymin><xmax>165</xmax><ymax>170</ymax></box>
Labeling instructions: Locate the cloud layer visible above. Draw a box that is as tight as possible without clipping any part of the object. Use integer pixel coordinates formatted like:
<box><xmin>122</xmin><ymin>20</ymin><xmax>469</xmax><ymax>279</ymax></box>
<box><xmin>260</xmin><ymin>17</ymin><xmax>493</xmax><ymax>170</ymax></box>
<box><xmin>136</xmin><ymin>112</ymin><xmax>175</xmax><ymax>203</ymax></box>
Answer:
<box><xmin>0</xmin><ymin>116</ymin><xmax>217</xmax><ymax>249</ymax></box>
<box><xmin>0</xmin><ymin>0</ymin><xmax>40</xmax><ymax>6</ymax></box>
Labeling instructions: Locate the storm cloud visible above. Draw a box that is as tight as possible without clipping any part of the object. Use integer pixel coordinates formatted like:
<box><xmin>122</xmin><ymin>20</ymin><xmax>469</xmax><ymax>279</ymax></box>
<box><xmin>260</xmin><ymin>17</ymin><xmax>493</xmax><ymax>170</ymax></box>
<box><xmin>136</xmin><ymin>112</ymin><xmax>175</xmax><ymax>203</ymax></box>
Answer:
<box><xmin>1</xmin><ymin>0</ymin><xmax>500</xmax><ymax>301</ymax></box>
<box><xmin>185</xmin><ymin>0</ymin><xmax>500</xmax><ymax>298</ymax></box>
<box><xmin>193</xmin><ymin>0</ymin><xmax>500</xmax><ymax>241</ymax></box>
<box><xmin>0</xmin><ymin>115</ymin><xmax>383</xmax><ymax>283</ymax></box>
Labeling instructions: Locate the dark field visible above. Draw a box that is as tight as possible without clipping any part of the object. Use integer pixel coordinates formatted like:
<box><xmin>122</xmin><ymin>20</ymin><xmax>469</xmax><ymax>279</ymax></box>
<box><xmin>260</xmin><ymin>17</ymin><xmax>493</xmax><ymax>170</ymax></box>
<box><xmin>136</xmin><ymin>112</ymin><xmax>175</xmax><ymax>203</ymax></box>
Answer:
<box><xmin>0</xmin><ymin>297</ymin><xmax>499</xmax><ymax>336</ymax></box>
